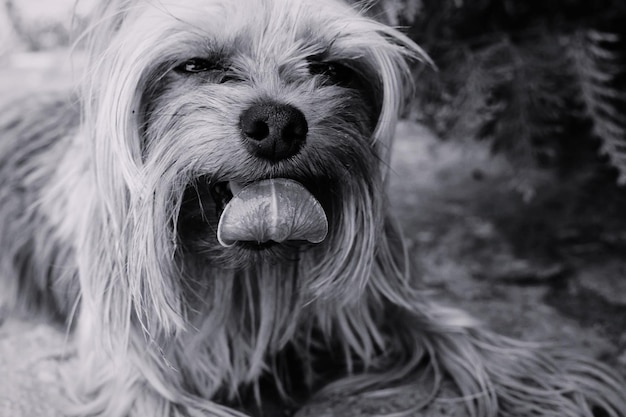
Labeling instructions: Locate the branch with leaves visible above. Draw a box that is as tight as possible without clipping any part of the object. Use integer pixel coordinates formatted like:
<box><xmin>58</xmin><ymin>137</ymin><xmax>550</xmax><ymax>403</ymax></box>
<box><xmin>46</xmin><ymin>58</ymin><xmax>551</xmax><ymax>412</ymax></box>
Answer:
<box><xmin>398</xmin><ymin>0</ymin><xmax>626</xmax><ymax>187</ymax></box>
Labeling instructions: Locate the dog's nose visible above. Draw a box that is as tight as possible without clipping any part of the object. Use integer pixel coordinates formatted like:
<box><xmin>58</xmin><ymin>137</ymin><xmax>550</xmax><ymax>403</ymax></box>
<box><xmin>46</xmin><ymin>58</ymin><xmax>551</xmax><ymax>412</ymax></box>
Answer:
<box><xmin>240</xmin><ymin>102</ymin><xmax>308</xmax><ymax>161</ymax></box>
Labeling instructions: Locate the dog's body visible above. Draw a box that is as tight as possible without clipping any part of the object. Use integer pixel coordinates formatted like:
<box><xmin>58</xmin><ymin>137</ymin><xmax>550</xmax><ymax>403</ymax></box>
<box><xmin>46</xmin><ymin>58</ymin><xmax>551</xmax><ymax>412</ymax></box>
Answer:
<box><xmin>1</xmin><ymin>1</ymin><xmax>625</xmax><ymax>416</ymax></box>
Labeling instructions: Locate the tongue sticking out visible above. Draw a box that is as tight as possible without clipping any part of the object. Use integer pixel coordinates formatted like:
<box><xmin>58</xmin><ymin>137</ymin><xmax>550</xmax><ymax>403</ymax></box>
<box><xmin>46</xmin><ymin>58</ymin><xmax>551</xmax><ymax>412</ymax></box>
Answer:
<box><xmin>217</xmin><ymin>178</ymin><xmax>328</xmax><ymax>247</ymax></box>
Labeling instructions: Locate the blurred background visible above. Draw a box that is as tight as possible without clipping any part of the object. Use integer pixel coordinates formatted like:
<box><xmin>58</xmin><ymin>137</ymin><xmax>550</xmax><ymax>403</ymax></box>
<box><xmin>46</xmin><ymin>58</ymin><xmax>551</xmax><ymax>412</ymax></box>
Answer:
<box><xmin>1</xmin><ymin>0</ymin><xmax>625</xmax><ymax>384</ymax></box>
<box><xmin>1</xmin><ymin>0</ymin><xmax>92</xmax><ymax>52</ymax></box>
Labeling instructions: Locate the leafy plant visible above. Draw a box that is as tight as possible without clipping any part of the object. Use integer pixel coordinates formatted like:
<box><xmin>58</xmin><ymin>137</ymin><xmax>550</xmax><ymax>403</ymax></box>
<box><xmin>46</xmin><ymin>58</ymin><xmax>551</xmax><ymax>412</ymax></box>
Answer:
<box><xmin>568</xmin><ymin>29</ymin><xmax>626</xmax><ymax>183</ymax></box>
<box><xmin>397</xmin><ymin>0</ymin><xmax>626</xmax><ymax>186</ymax></box>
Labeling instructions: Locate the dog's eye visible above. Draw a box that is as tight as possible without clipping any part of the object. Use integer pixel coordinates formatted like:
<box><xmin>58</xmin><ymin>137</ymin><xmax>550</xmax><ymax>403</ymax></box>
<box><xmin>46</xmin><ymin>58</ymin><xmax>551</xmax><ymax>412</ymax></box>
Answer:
<box><xmin>174</xmin><ymin>58</ymin><xmax>239</xmax><ymax>83</ymax></box>
<box><xmin>175</xmin><ymin>58</ymin><xmax>220</xmax><ymax>74</ymax></box>
<box><xmin>308</xmin><ymin>61</ymin><xmax>355</xmax><ymax>86</ymax></box>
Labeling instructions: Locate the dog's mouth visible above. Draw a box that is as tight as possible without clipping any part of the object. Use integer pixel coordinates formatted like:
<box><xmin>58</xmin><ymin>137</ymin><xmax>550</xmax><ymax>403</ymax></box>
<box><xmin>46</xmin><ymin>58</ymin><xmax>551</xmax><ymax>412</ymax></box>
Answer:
<box><xmin>180</xmin><ymin>177</ymin><xmax>328</xmax><ymax>251</ymax></box>
<box><xmin>216</xmin><ymin>178</ymin><xmax>328</xmax><ymax>248</ymax></box>
<box><xmin>209</xmin><ymin>180</ymin><xmax>239</xmax><ymax>217</ymax></box>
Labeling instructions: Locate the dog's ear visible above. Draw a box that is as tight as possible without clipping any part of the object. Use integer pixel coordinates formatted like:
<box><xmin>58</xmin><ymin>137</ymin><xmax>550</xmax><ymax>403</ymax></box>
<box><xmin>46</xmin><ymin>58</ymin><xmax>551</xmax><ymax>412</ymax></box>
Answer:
<box><xmin>81</xmin><ymin>1</ymin><xmax>190</xmax><ymax>196</ymax></box>
<box><xmin>331</xmin><ymin>1</ymin><xmax>429</xmax><ymax>178</ymax></box>
<box><xmin>357</xmin><ymin>21</ymin><xmax>430</xmax><ymax>179</ymax></box>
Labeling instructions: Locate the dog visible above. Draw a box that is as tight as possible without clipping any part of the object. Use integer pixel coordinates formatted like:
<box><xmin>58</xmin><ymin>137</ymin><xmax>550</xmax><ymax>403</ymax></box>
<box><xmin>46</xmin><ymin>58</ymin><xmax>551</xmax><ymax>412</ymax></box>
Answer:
<box><xmin>1</xmin><ymin>0</ymin><xmax>625</xmax><ymax>416</ymax></box>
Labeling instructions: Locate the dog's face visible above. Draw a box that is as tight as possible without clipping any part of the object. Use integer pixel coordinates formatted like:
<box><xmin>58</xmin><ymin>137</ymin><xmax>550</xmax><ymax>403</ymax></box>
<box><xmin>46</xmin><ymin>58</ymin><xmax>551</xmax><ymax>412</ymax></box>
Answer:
<box><xmin>148</xmin><ymin>0</ymin><xmax>382</xmax><ymax>266</ymax></box>
<box><xmin>84</xmin><ymin>0</ymin><xmax>421</xmax><ymax>300</ymax></box>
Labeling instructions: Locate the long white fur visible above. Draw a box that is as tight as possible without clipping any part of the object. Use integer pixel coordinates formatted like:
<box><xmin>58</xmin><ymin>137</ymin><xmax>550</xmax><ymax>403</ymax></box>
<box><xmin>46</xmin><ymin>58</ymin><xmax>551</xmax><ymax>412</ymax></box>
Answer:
<box><xmin>0</xmin><ymin>0</ymin><xmax>625</xmax><ymax>416</ymax></box>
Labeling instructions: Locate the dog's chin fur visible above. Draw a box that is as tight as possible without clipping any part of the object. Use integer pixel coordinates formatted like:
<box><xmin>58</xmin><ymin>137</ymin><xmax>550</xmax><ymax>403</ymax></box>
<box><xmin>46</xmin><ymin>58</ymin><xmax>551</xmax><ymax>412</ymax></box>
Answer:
<box><xmin>1</xmin><ymin>0</ymin><xmax>625</xmax><ymax>416</ymax></box>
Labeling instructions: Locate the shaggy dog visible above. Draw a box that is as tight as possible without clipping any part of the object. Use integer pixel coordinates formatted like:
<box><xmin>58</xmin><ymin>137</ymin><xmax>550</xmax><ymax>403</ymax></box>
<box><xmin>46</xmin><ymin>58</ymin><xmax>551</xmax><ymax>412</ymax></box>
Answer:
<box><xmin>1</xmin><ymin>0</ymin><xmax>625</xmax><ymax>416</ymax></box>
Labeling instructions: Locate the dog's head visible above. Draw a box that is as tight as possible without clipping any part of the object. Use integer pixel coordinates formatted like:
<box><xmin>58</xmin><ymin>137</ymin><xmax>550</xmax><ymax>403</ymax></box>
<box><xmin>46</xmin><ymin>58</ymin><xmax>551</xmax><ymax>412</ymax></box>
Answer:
<box><xmin>80</xmin><ymin>0</ymin><xmax>425</xmax><ymax>331</ymax></box>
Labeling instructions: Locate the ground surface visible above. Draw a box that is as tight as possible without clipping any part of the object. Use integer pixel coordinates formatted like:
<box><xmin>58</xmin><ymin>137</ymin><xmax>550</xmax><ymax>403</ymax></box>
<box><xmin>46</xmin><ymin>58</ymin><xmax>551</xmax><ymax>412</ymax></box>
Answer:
<box><xmin>1</xmin><ymin>51</ymin><xmax>625</xmax><ymax>416</ymax></box>
<box><xmin>390</xmin><ymin>121</ymin><xmax>626</xmax><ymax>366</ymax></box>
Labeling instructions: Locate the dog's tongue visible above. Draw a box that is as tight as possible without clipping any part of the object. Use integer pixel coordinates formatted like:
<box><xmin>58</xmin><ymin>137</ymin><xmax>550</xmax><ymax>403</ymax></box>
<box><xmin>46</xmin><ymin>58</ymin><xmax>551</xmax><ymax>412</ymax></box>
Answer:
<box><xmin>217</xmin><ymin>178</ymin><xmax>328</xmax><ymax>247</ymax></box>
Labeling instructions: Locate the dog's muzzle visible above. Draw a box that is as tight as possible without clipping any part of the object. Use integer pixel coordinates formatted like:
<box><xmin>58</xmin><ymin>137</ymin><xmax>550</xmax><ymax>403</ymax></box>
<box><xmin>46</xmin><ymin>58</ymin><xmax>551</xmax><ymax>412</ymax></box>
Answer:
<box><xmin>205</xmin><ymin>101</ymin><xmax>327</xmax><ymax>249</ymax></box>
<box><xmin>216</xmin><ymin>178</ymin><xmax>328</xmax><ymax>247</ymax></box>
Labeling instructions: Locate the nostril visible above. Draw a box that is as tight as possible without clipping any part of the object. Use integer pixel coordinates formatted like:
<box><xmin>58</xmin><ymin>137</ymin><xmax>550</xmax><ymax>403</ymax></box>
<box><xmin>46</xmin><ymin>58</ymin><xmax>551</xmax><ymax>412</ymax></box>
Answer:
<box><xmin>242</xmin><ymin>119</ymin><xmax>270</xmax><ymax>141</ymax></box>
<box><xmin>284</xmin><ymin>113</ymin><xmax>308</xmax><ymax>141</ymax></box>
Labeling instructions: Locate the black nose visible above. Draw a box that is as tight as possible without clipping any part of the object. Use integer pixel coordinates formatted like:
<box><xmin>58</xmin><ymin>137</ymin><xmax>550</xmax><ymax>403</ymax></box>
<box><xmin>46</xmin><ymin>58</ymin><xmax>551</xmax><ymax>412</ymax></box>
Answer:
<box><xmin>240</xmin><ymin>102</ymin><xmax>308</xmax><ymax>161</ymax></box>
